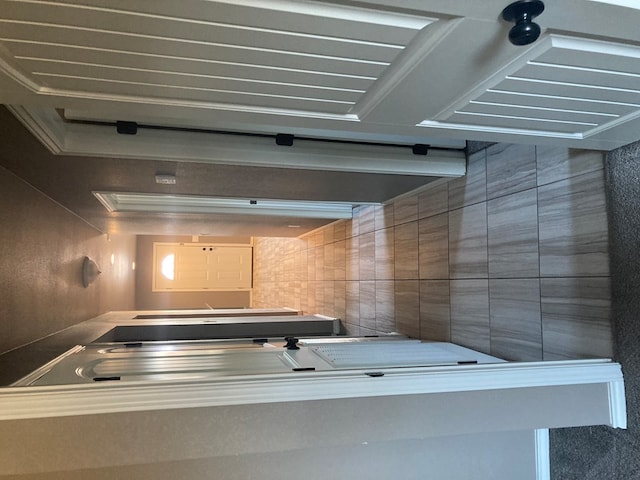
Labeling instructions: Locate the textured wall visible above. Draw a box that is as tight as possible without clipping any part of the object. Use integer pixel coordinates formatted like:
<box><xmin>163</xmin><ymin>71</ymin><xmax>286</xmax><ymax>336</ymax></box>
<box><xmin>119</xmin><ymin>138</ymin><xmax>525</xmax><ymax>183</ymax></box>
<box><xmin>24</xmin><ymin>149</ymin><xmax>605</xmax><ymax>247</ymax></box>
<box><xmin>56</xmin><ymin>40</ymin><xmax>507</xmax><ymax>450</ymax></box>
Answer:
<box><xmin>253</xmin><ymin>143</ymin><xmax>613</xmax><ymax>361</ymax></box>
<box><xmin>135</xmin><ymin>235</ymin><xmax>251</xmax><ymax>310</ymax></box>
<box><xmin>0</xmin><ymin>166</ymin><xmax>136</xmax><ymax>355</ymax></box>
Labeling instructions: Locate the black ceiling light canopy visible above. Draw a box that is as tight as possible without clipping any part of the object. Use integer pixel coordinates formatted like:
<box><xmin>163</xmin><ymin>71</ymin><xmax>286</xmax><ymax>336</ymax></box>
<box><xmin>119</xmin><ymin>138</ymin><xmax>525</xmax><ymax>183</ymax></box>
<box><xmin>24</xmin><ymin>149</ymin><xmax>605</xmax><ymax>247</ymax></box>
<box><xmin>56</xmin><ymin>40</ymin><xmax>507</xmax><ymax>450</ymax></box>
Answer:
<box><xmin>501</xmin><ymin>0</ymin><xmax>545</xmax><ymax>46</ymax></box>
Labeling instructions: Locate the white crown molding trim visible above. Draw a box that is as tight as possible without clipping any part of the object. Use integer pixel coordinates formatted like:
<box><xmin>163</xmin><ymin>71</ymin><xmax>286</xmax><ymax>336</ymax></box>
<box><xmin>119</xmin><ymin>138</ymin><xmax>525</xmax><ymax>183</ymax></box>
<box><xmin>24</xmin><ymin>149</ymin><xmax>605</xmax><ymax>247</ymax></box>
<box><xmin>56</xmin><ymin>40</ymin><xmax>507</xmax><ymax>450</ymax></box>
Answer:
<box><xmin>535</xmin><ymin>429</ymin><xmax>551</xmax><ymax>480</ymax></box>
<box><xmin>0</xmin><ymin>359</ymin><xmax>626</xmax><ymax>421</ymax></box>
<box><xmin>93</xmin><ymin>192</ymin><xmax>365</xmax><ymax>219</ymax></box>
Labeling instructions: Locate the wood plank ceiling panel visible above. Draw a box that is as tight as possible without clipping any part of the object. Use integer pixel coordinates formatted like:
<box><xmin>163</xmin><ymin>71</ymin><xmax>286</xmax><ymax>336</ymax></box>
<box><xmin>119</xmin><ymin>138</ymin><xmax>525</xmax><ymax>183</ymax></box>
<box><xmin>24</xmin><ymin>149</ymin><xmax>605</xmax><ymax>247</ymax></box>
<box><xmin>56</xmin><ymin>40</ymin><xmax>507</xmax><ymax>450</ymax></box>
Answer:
<box><xmin>0</xmin><ymin>0</ymin><xmax>433</xmax><ymax>115</ymax></box>
<box><xmin>424</xmin><ymin>34</ymin><xmax>640</xmax><ymax>138</ymax></box>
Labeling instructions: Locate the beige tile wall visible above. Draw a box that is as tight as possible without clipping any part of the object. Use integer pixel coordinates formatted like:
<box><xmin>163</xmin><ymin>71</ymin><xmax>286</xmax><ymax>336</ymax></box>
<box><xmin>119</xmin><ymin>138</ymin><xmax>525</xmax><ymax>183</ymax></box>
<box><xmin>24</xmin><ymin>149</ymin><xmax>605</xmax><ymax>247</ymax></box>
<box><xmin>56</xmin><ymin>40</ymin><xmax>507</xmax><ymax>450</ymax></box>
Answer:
<box><xmin>253</xmin><ymin>143</ymin><xmax>613</xmax><ymax>361</ymax></box>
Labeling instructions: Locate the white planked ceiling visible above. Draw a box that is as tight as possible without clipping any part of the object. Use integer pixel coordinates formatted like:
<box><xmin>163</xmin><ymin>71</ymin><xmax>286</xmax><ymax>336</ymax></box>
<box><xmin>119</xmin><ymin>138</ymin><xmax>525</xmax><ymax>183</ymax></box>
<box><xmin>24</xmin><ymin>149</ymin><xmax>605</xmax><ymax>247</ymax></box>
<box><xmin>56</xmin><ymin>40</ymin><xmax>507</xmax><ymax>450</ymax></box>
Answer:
<box><xmin>0</xmin><ymin>0</ymin><xmax>433</xmax><ymax>116</ymax></box>
<box><xmin>2</xmin><ymin>0</ymin><xmax>640</xmax><ymax>156</ymax></box>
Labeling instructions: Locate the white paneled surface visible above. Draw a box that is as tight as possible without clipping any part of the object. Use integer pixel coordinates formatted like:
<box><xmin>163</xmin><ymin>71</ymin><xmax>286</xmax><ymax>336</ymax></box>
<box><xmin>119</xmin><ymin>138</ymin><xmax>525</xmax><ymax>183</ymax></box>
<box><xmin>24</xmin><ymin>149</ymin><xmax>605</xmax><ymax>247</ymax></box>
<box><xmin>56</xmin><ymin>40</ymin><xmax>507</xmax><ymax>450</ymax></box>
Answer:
<box><xmin>427</xmin><ymin>35</ymin><xmax>640</xmax><ymax>140</ymax></box>
<box><xmin>2</xmin><ymin>1</ymin><xmax>640</xmax><ymax>155</ymax></box>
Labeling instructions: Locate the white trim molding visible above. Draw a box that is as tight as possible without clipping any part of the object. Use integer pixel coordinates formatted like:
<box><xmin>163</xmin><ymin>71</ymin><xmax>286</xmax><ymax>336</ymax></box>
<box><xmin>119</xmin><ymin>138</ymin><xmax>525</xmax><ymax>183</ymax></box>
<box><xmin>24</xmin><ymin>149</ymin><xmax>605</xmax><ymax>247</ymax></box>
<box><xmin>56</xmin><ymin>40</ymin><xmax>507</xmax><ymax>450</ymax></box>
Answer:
<box><xmin>0</xmin><ymin>359</ymin><xmax>626</xmax><ymax>423</ymax></box>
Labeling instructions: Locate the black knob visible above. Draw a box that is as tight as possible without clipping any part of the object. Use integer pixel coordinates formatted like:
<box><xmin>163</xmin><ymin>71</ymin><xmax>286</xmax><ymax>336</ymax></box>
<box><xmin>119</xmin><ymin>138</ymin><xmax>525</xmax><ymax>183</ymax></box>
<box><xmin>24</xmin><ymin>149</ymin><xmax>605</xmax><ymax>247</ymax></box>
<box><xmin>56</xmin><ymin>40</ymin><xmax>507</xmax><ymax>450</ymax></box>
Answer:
<box><xmin>284</xmin><ymin>337</ymin><xmax>300</xmax><ymax>350</ymax></box>
<box><xmin>501</xmin><ymin>0</ymin><xmax>545</xmax><ymax>46</ymax></box>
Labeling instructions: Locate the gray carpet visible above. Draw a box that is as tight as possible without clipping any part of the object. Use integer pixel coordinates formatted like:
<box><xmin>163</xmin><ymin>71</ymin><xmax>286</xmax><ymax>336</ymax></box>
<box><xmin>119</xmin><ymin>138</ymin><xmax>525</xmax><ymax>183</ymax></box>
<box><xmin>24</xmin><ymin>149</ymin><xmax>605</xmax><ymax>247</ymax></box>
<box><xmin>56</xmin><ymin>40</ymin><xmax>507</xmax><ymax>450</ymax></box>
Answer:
<box><xmin>549</xmin><ymin>141</ymin><xmax>640</xmax><ymax>479</ymax></box>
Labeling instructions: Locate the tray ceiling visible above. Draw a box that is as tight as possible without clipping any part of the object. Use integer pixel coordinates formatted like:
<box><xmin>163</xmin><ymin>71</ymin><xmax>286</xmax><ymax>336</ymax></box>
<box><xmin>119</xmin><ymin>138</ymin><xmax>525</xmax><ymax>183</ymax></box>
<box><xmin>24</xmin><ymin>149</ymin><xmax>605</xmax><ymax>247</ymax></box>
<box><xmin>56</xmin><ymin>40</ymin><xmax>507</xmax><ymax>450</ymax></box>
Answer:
<box><xmin>2</xmin><ymin>0</ymin><xmax>640</xmax><ymax>155</ymax></box>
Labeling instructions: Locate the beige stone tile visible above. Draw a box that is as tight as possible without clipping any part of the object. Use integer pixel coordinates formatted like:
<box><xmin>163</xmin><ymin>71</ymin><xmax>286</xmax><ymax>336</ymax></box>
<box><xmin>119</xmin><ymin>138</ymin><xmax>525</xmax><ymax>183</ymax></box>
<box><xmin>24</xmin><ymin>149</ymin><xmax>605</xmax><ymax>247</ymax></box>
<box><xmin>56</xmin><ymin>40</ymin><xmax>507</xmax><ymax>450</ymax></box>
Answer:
<box><xmin>359</xmin><ymin>231</ymin><xmax>375</xmax><ymax>281</ymax></box>
<box><xmin>333</xmin><ymin>239</ymin><xmax>346</xmax><ymax>281</ymax></box>
<box><xmin>448</xmin><ymin>203</ymin><xmax>488</xmax><ymax>279</ymax></box>
<box><xmin>487</xmin><ymin>189</ymin><xmax>539</xmax><ymax>278</ymax></box>
<box><xmin>374</xmin><ymin>203</ymin><xmax>394</xmax><ymax>231</ymax></box>
<box><xmin>345</xmin><ymin>281</ymin><xmax>360</xmax><ymax>326</ymax></box>
<box><xmin>359</xmin><ymin>281</ymin><xmax>376</xmax><ymax>330</ymax></box>
<box><xmin>541</xmin><ymin>277</ymin><xmax>613</xmax><ymax>360</ymax></box>
<box><xmin>536</xmin><ymin>146</ymin><xmax>603</xmax><ymax>187</ymax></box>
<box><xmin>418</xmin><ymin>182</ymin><xmax>448</xmax><ymax>219</ymax></box>
<box><xmin>394</xmin><ymin>221</ymin><xmax>419</xmax><ymax>279</ymax></box>
<box><xmin>358</xmin><ymin>205</ymin><xmax>376</xmax><ymax>235</ymax></box>
<box><xmin>375</xmin><ymin>280</ymin><xmax>395</xmax><ymax>333</ymax></box>
<box><xmin>450</xmin><ymin>279</ymin><xmax>490</xmax><ymax>353</ymax></box>
<box><xmin>538</xmin><ymin>170</ymin><xmax>609</xmax><ymax>277</ymax></box>
<box><xmin>486</xmin><ymin>143</ymin><xmax>537</xmax><ymax>200</ymax></box>
<box><xmin>418</xmin><ymin>212</ymin><xmax>449</xmax><ymax>279</ymax></box>
<box><xmin>334</xmin><ymin>280</ymin><xmax>346</xmax><ymax>322</ymax></box>
<box><xmin>375</xmin><ymin>227</ymin><xmax>394</xmax><ymax>280</ymax></box>
<box><xmin>489</xmin><ymin>279</ymin><xmax>542</xmax><ymax>361</ymax></box>
<box><xmin>315</xmin><ymin>245</ymin><xmax>324</xmax><ymax>281</ymax></box>
<box><xmin>395</xmin><ymin>280</ymin><xmax>420</xmax><ymax>338</ymax></box>
<box><xmin>323</xmin><ymin>243</ymin><xmax>334</xmax><ymax>281</ymax></box>
<box><xmin>419</xmin><ymin>280</ymin><xmax>450</xmax><ymax>341</ymax></box>
<box><xmin>448</xmin><ymin>149</ymin><xmax>486</xmax><ymax>209</ymax></box>
<box><xmin>394</xmin><ymin>195</ymin><xmax>418</xmax><ymax>225</ymax></box>
<box><xmin>346</xmin><ymin>236</ymin><xmax>359</xmax><ymax>281</ymax></box>
<box><xmin>333</xmin><ymin>220</ymin><xmax>347</xmax><ymax>242</ymax></box>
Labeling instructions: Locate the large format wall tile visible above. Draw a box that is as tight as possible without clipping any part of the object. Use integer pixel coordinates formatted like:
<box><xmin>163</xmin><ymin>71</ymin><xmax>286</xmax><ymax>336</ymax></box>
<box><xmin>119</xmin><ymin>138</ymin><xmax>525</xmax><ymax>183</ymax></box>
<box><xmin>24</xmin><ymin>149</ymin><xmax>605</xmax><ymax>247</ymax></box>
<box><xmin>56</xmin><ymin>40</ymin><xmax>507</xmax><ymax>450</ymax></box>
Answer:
<box><xmin>419</xmin><ymin>280</ymin><xmax>450</xmax><ymax>341</ymax></box>
<box><xmin>541</xmin><ymin>277</ymin><xmax>613</xmax><ymax>360</ymax></box>
<box><xmin>345</xmin><ymin>281</ymin><xmax>360</xmax><ymax>326</ymax></box>
<box><xmin>359</xmin><ymin>281</ymin><xmax>376</xmax><ymax>331</ymax></box>
<box><xmin>418</xmin><ymin>182</ymin><xmax>448</xmax><ymax>219</ymax></box>
<box><xmin>358</xmin><ymin>205</ymin><xmax>376</xmax><ymax>235</ymax></box>
<box><xmin>418</xmin><ymin>212</ymin><xmax>449</xmax><ymax>279</ymax></box>
<box><xmin>394</xmin><ymin>194</ymin><xmax>418</xmax><ymax>225</ymax></box>
<box><xmin>487</xmin><ymin>189</ymin><xmax>539</xmax><ymax>278</ymax></box>
<box><xmin>486</xmin><ymin>143</ymin><xmax>537</xmax><ymax>200</ymax></box>
<box><xmin>448</xmin><ymin>203</ymin><xmax>488</xmax><ymax>278</ymax></box>
<box><xmin>374</xmin><ymin>203</ymin><xmax>394</xmax><ymax>231</ymax></box>
<box><xmin>450</xmin><ymin>279</ymin><xmax>490</xmax><ymax>353</ymax></box>
<box><xmin>536</xmin><ymin>146</ymin><xmax>603</xmax><ymax>187</ymax></box>
<box><xmin>359</xmin><ymin>232</ymin><xmax>375</xmax><ymax>280</ymax></box>
<box><xmin>394</xmin><ymin>221</ymin><xmax>419</xmax><ymax>279</ymax></box>
<box><xmin>489</xmin><ymin>279</ymin><xmax>542</xmax><ymax>361</ymax></box>
<box><xmin>395</xmin><ymin>280</ymin><xmax>420</xmax><ymax>338</ymax></box>
<box><xmin>375</xmin><ymin>280</ymin><xmax>395</xmax><ymax>333</ymax></box>
<box><xmin>251</xmin><ymin>141</ymin><xmax>612</xmax><ymax>358</ymax></box>
<box><xmin>538</xmin><ymin>169</ymin><xmax>609</xmax><ymax>277</ymax></box>
<box><xmin>448</xmin><ymin>149</ymin><xmax>486</xmax><ymax>209</ymax></box>
<box><xmin>346</xmin><ymin>235</ymin><xmax>359</xmax><ymax>281</ymax></box>
<box><xmin>375</xmin><ymin>227</ymin><xmax>394</xmax><ymax>280</ymax></box>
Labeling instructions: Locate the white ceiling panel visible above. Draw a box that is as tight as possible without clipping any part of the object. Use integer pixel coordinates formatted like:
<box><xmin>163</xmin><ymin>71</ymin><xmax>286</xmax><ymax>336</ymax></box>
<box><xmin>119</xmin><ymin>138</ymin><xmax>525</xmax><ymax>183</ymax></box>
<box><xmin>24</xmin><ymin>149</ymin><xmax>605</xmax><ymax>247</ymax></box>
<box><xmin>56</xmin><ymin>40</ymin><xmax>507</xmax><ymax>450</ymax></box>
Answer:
<box><xmin>3</xmin><ymin>1</ymin><xmax>640</xmax><ymax>153</ymax></box>
<box><xmin>427</xmin><ymin>34</ymin><xmax>640</xmax><ymax>140</ymax></box>
<box><xmin>0</xmin><ymin>0</ymin><xmax>432</xmax><ymax>116</ymax></box>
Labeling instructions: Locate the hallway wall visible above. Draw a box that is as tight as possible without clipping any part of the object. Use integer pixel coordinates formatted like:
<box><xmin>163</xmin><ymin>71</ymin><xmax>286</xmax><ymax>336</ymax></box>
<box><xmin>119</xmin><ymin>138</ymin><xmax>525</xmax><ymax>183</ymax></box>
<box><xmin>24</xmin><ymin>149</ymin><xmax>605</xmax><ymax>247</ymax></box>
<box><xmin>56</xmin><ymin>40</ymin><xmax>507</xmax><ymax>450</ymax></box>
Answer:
<box><xmin>0</xmin><ymin>165</ymin><xmax>136</xmax><ymax>356</ymax></box>
<box><xmin>253</xmin><ymin>143</ymin><xmax>613</xmax><ymax>361</ymax></box>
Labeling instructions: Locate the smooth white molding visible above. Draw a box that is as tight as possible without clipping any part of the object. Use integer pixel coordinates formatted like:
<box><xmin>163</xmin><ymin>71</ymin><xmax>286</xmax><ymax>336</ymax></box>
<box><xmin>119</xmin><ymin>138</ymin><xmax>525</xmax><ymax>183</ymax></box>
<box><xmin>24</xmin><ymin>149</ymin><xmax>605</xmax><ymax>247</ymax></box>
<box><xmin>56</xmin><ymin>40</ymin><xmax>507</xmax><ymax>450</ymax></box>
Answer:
<box><xmin>8</xmin><ymin>105</ymin><xmax>466</xmax><ymax>176</ymax></box>
<box><xmin>535</xmin><ymin>429</ymin><xmax>551</xmax><ymax>480</ymax></box>
<box><xmin>93</xmin><ymin>192</ymin><xmax>367</xmax><ymax>219</ymax></box>
<box><xmin>0</xmin><ymin>359</ymin><xmax>626</xmax><ymax>421</ymax></box>
<box><xmin>609</xmin><ymin>380</ymin><xmax>628</xmax><ymax>428</ymax></box>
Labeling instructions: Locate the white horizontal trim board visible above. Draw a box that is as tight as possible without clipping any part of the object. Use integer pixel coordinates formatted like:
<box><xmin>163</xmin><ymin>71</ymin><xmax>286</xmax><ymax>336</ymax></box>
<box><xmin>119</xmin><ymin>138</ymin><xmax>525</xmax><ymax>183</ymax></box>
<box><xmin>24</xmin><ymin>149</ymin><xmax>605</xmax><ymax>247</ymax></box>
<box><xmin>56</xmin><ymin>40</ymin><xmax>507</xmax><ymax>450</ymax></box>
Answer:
<box><xmin>93</xmin><ymin>192</ymin><xmax>365</xmax><ymax>219</ymax></box>
<box><xmin>0</xmin><ymin>359</ymin><xmax>626</xmax><ymax>424</ymax></box>
<box><xmin>7</xmin><ymin>105</ymin><xmax>466</xmax><ymax>176</ymax></box>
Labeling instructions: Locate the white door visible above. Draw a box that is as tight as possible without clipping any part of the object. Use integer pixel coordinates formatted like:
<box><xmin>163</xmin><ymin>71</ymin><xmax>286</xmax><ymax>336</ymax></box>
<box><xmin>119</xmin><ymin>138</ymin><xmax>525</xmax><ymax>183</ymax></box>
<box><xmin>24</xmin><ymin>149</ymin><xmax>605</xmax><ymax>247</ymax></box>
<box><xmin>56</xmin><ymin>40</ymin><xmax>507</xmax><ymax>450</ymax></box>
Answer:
<box><xmin>153</xmin><ymin>243</ymin><xmax>252</xmax><ymax>291</ymax></box>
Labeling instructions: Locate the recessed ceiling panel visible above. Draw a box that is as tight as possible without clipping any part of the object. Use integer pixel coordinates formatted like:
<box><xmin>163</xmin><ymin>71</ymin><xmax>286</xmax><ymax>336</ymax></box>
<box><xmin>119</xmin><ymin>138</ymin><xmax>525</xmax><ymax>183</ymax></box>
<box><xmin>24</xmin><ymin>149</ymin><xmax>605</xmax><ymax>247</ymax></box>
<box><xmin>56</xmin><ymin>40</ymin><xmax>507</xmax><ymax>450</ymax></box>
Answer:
<box><xmin>0</xmin><ymin>0</ymin><xmax>435</xmax><ymax>115</ymax></box>
<box><xmin>421</xmin><ymin>34</ymin><xmax>640</xmax><ymax>139</ymax></box>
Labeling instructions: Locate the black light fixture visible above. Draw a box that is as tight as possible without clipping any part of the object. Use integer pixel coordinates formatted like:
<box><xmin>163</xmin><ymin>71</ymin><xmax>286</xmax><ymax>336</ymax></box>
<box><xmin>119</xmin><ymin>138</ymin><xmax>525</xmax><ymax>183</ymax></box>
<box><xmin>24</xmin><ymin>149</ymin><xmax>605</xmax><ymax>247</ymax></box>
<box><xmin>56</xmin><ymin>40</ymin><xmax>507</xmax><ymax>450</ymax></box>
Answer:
<box><xmin>275</xmin><ymin>133</ymin><xmax>294</xmax><ymax>146</ymax></box>
<box><xmin>116</xmin><ymin>120</ymin><xmax>138</xmax><ymax>135</ymax></box>
<box><xmin>501</xmin><ymin>0</ymin><xmax>545</xmax><ymax>46</ymax></box>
